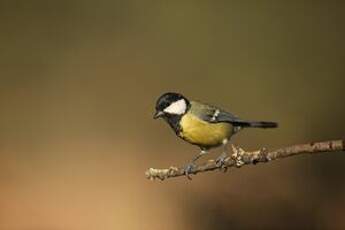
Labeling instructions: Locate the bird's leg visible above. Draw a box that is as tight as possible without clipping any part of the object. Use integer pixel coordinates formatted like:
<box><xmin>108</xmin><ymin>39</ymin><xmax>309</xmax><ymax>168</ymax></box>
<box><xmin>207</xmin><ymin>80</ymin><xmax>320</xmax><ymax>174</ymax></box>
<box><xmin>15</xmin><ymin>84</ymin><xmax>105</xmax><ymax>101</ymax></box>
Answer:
<box><xmin>216</xmin><ymin>139</ymin><xmax>230</xmax><ymax>167</ymax></box>
<box><xmin>183</xmin><ymin>149</ymin><xmax>208</xmax><ymax>179</ymax></box>
<box><xmin>216</xmin><ymin>127</ymin><xmax>241</xmax><ymax>167</ymax></box>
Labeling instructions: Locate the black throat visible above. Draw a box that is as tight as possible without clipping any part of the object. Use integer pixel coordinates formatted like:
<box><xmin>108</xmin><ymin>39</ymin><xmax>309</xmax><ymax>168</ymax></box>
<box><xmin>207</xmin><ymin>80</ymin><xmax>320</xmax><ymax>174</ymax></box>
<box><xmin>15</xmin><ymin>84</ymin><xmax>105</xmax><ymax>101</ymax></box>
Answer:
<box><xmin>163</xmin><ymin>114</ymin><xmax>182</xmax><ymax>135</ymax></box>
<box><xmin>163</xmin><ymin>101</ymin><xmax>191</xmax><ymax>135</ymax></box>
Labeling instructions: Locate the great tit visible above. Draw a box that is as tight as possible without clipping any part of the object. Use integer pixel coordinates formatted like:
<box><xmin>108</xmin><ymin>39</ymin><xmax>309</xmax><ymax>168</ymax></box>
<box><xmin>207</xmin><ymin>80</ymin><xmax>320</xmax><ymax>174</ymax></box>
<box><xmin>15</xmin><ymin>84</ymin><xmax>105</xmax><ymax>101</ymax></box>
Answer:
<box><xmin>154</xmin><ymin>92</ymin><xmax>278</xmax><ymax>175</ymax></box>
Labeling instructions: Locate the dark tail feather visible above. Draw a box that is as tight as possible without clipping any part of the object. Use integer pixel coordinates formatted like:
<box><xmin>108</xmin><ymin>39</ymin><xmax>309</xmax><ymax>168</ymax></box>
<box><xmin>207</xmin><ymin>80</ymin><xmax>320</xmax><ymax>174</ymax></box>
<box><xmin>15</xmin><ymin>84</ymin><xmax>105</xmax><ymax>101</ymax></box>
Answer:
<box><xmin>233</xmin><ymin>120</ymin><xmax>278</xmax><ymax>128</ymax></box>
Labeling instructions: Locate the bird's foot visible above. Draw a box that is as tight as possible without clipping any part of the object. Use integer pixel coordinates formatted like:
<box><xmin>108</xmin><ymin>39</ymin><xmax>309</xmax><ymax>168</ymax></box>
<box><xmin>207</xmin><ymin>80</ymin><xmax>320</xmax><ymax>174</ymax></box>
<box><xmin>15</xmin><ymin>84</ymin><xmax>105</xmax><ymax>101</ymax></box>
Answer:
<box><xmin>183</xmin><ymin>162</ymin><xmax>197</xmax><ymax>180</ymax></box>
<box><xmin>215</xmin><ymin>152</ymin><xmax>229</xmax><ymax>168</ymax></box>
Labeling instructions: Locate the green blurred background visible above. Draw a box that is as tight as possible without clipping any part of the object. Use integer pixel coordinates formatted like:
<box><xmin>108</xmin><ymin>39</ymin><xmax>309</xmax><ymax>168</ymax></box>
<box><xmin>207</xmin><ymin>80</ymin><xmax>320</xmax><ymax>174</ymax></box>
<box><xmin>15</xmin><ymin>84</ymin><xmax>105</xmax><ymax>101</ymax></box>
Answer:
<box><xmin>1</xmin><ymin>1</ymin><xmax>344</xmax><ymax>229</ymax></box>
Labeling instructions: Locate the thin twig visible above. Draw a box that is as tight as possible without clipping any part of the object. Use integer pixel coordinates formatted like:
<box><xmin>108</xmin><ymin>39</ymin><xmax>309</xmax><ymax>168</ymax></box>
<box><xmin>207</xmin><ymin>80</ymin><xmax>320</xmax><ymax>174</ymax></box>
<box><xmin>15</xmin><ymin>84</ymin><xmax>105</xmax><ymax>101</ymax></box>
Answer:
<box><xmin>145</xmin><ymin>140</ymin><xmax>345</xmax><ymax>181</ymax></box>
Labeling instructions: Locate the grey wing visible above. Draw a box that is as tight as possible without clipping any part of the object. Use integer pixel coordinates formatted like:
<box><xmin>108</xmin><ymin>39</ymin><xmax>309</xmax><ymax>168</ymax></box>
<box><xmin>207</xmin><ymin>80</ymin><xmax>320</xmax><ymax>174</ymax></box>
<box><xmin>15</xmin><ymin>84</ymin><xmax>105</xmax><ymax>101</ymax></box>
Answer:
<box><xmin>190</xmin><ymin>101</ymin><xmax>240</xmax><ymax>123</ymax></box>
<box><xmin>190</xmin><ymin>101</ymin><xmax>278</xmax><ymax>128</ymax></box>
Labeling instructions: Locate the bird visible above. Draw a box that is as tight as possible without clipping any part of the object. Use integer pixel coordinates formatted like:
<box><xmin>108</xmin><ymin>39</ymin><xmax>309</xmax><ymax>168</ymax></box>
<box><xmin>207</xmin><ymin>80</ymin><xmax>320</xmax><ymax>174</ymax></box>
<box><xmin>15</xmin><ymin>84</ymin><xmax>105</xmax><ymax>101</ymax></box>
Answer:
<box><xmin>153</xmin><ymin>92</ymin><xmax>278</xmax><ymax>177</ymax></box>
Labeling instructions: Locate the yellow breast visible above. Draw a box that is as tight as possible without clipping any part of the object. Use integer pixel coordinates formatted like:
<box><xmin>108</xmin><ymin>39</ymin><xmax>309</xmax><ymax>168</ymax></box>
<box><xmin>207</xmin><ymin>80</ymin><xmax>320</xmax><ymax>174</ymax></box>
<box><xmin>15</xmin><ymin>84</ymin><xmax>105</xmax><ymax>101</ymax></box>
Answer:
<box><xmin>179</xmin><ymin>113</ymin><xmax>233</xmax><ymax>148</ymax></box>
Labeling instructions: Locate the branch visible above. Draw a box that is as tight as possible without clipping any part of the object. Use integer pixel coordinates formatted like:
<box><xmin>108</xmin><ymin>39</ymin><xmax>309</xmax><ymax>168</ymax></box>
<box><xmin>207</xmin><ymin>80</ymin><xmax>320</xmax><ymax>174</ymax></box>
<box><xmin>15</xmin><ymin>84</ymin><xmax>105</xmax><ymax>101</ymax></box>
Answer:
<box><xmin>145</xmin><ymin>140</ymin><xmax>345</xmax><ymax>181</ymax></box>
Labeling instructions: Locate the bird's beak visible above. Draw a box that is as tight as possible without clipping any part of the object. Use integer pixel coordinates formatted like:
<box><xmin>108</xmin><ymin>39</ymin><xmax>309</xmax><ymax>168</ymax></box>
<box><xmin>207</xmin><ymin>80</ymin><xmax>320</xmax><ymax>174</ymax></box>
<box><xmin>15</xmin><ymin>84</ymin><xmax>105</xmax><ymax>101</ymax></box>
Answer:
<box><xmin>153</xmin><ymin>111</ymin><xmax>164</xmax><ymax>119</ymax></box>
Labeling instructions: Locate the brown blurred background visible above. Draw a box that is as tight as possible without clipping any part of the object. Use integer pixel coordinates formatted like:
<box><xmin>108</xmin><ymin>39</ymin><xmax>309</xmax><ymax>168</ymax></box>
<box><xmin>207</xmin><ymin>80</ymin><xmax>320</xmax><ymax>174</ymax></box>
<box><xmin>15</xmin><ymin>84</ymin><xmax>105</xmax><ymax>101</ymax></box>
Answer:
<box><xmin>1</xmin><ymin>1</ymin><xmax>345</xmax><ymax>229</ymax></box>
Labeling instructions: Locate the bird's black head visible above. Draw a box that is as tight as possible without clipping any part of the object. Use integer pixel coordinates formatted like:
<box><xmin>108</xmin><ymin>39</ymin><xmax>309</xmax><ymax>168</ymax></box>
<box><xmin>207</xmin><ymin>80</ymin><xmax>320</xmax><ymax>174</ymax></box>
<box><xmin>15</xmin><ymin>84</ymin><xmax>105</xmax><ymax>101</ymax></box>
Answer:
<box><xmin>154</xmin><ymin>92</ymin><xmax>190</xmax><ymax>119</ymax></box>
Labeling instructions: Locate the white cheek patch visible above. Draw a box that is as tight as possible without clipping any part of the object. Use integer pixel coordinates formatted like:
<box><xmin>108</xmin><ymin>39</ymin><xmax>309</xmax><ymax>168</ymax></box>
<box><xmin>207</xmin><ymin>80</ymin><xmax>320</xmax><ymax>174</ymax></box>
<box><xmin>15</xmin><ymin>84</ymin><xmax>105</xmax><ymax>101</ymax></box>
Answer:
<box><xmin>164</xmin><ymin>99</ymin><xmax>187</xmax><ymax>115</ymax></box>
